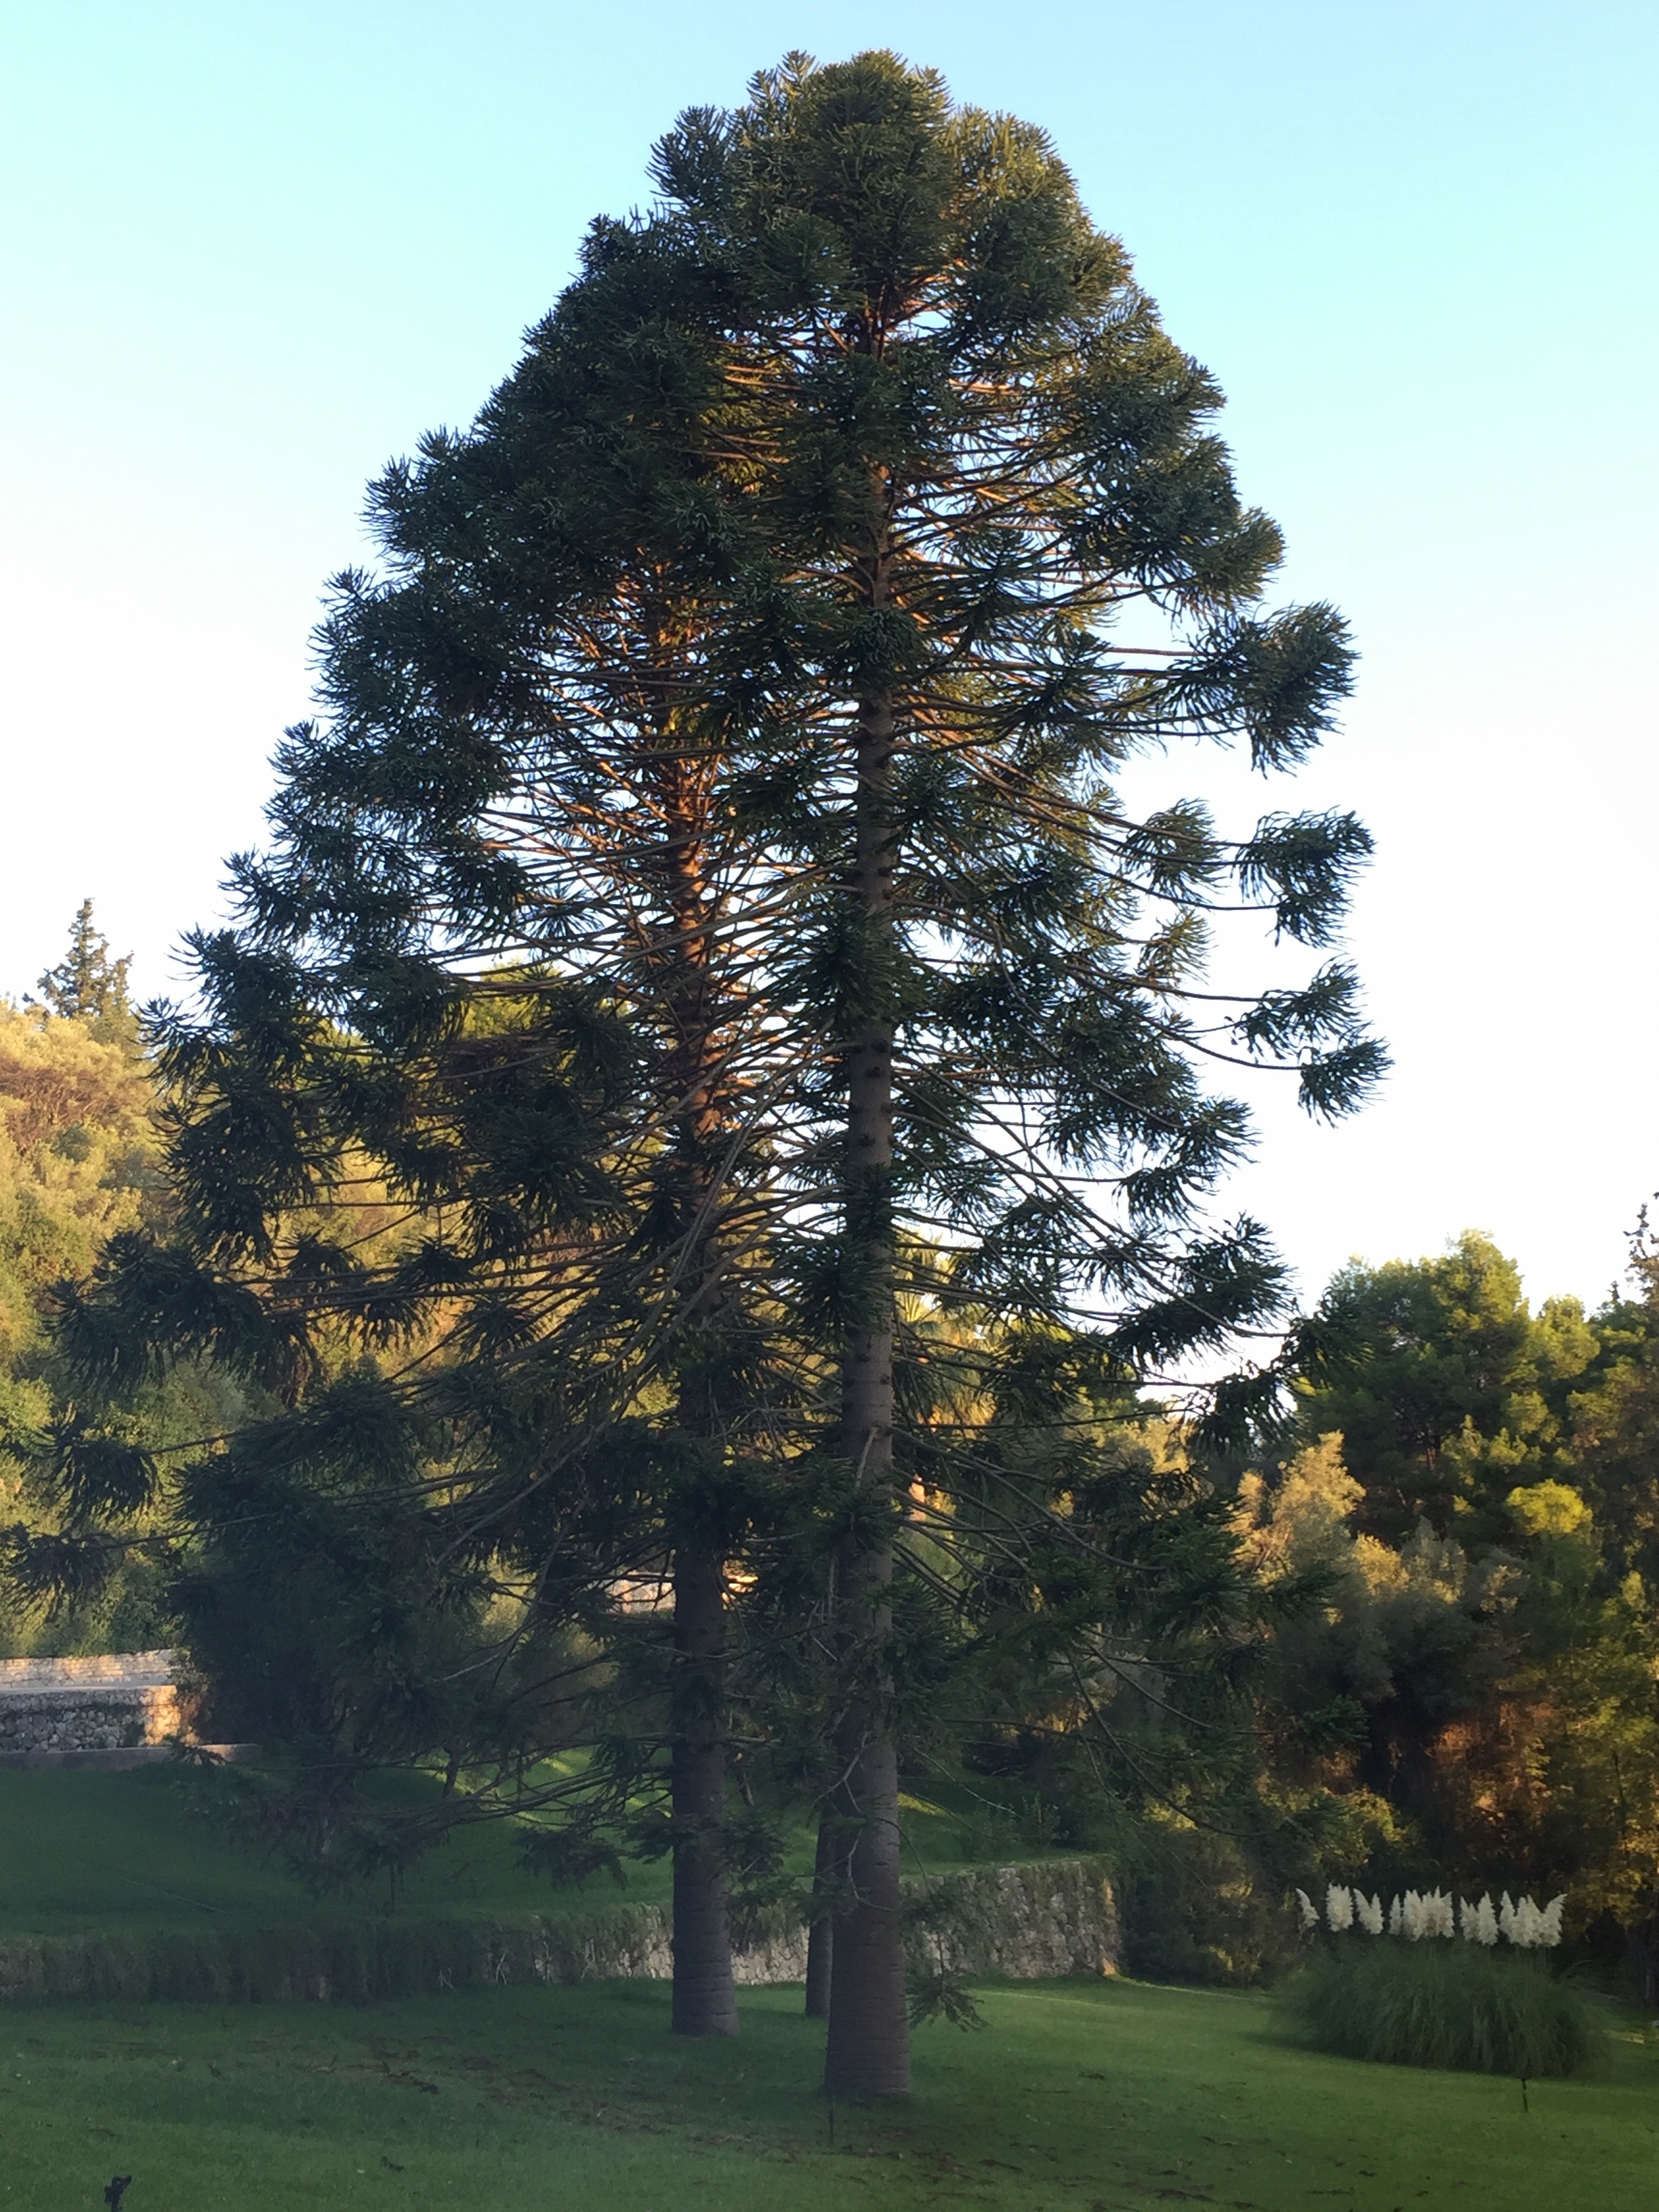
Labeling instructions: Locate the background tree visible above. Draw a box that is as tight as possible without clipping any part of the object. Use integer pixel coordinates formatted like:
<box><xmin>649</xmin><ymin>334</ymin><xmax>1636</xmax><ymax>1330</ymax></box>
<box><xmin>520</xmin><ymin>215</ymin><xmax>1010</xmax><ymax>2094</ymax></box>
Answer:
<box><xmin>1565</xmin><ymin>1210</ymin><xmax>1659</xmax><ymax>1593</ymax></box>
<box><xmin>1293</xmin><ymin>1231</ymin><xmax>1597</xmax><ymax>1544</ymax></box>
<box><xmin>0</xmin><ymin>911</ymin><xmax>237</xmax><ymax>1654</ymax></box>
<box><xmin>1224</xmin><ymin>1227</ymin><xmax>1659</xmax><ymax>1990</ymax></box>
<box><xmin>30</xmin><ymin>899</ymin><xmax>137</xmax><ymax>1046</ymax></box>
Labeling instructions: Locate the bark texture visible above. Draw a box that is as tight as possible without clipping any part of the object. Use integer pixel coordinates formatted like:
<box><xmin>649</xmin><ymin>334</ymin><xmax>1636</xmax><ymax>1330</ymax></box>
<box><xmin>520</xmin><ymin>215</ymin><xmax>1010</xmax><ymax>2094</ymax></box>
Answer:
<box><xmin>804</xmin><ymin>1806</ymin><xmax>836</xmax><ymax>2018</ymax></box>
<box><xmin>659</xmin><ymin>722</ymin><xmax>738</xmax><ymax>2039</ymax></box>
<box><xmin>670</xmin><ymin>1540</ymin><xmax>737</xmax><ymax>2035</ymax></box>
<box><xmin>823</xmin><ymin>684</ymin><xmax>911</xmax><ymax>2096</ymax></box>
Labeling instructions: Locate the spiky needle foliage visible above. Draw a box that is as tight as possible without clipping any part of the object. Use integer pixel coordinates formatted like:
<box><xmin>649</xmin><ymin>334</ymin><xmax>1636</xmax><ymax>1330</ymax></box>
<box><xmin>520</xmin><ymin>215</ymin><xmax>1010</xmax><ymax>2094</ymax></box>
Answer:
<box><xmin>633</xmin><ymin>49</ymin><xmax>1380</xmax><ymax>2093</ymax></box>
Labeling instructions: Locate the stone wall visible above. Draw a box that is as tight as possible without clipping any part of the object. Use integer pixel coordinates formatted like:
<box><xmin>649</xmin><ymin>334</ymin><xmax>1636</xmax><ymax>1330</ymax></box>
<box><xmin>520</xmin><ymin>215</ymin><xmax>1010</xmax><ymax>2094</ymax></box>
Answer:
<box><xmin>0</xmin><ymin>1651</ymin><xmax>182</xmax><ymax>1755</ymax></box>
<box><xmin>0</xmin><ymin>1857</ymin><xmax>1120</xmax><ymax>2007</ymax></box>
<box><xmin>480</xmin><ymin>1857</ymin><xmax>1121</xmax><ymax>1990</ymax></box>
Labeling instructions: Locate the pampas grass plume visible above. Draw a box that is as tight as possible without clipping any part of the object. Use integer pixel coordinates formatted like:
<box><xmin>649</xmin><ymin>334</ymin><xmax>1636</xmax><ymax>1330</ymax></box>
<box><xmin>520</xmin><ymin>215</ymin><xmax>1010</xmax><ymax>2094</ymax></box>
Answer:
<box><xmin>1315</xmin><ymin>1882</ymin><xmax>1562</xmax><ymax>1949</ymax></box>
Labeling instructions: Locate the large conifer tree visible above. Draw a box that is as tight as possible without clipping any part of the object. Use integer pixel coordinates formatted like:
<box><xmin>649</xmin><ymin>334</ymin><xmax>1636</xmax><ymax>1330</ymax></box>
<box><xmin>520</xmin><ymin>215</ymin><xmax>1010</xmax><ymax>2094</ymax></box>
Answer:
<box><xmin>228</xmin><ymin>227</ymin><xmax>844</xmax><ymax>2034</ymax></box>
<box><xmin>639</xmin><ymin>51</ymin><xmax>1378</xmax><ymax>2094</ymax></box>
<box><xmin>270</xmin><ymin>228</ymin><xmax>796</xmax><ymax>2035</ymax></box>
<box><xmin>42</xmin><ymin>224</ymin><xmax>808</xmax><ymax>2035</ymax></box>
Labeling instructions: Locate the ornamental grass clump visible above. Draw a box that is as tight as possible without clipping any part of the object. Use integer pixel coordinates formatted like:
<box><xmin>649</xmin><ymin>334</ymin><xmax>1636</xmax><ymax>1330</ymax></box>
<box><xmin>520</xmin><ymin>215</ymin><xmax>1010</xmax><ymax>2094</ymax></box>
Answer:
<box><xmin>1285</xmin><ymin>1887</ymin><xmax>1593</xmax><ymax>2076</ymax></box>
<box><xmin>1285</xmin><ymin>1937</ymin><xmax>1601</xmax><ymax>2076</ymax></box>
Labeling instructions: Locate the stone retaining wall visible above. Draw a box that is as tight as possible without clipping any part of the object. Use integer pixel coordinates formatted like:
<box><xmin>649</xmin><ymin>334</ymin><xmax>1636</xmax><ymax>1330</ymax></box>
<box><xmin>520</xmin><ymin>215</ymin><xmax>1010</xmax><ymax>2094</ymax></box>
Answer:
<box><xmin>0</xmin><ymin>1857</ymin><xmax>1120</xmax><ymax>2008</ymax></box>
<box><xmin>511</xmin><ymin>1858</ymin><xmax>1121</xmax><ymax>1988</ymax></box>
<box><xmin>0</xmin><ymin>1651</ymin><xmax>182</xmax><ymax>1754</ymax></box>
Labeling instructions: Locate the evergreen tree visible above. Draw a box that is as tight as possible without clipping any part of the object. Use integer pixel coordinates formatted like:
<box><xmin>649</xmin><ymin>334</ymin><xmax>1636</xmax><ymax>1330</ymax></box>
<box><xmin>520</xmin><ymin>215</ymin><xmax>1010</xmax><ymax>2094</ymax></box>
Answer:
<box><xmin>1565</xmin><ymin>1210</ymin><xmax>1659</xmax><ymax>1592</ymax></box>
<box><xmin>35</xmin><ymin>220</ymin><xmax>811</xmax><ymax>2034</ymax></box>
<box><xmin>261</xmin><ymin>223</ymin><xmax>813</xmax><ymax>2034</ymax></box>
<box><xmin>33</xmin><ymin>901</ymin><xmax>136</xmax><ymax>1044</ymax></box>
<box><xmin>1243</xmin><ymin>1227</ymin><xmax>1659</xmax><ymax>1979</ymax></box>
<box><xmin>0</xmin><ymin>981</ymin><xmax>248</xmax><ymax>1659</ymax></box>
<box><xmin>1294</xmin><ymin>1231</ymin><xmax>1597</xmax><ymax>1544</ymax></box>
<box><xmin>639</xmin><ymin>51</ymin><xmax>1379</xmax><ymax>2094</ymax></box>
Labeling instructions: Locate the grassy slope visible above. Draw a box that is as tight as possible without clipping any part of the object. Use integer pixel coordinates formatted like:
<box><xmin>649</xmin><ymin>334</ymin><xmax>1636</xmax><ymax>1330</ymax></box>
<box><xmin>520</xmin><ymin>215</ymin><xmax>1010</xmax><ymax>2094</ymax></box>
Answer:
<box><xmin>4</xmin><ymin>1978</ymin><xmax>1656</xmax><ymax>2212</ymax></box>
<box><xmin>0</xmin><ymin>1769</ymin><xmax>1008</xmax><ymax>1938</ymax></box>
<box><xmin>0</xmin><ymin>1767</ymin><xmax>629</xmax><ymax>1936</ymax></box>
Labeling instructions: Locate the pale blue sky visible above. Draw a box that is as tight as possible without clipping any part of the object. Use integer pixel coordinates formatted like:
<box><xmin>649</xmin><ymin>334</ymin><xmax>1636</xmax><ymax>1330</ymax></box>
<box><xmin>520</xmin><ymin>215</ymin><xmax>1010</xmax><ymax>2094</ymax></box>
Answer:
<box><xmin>1</xmin><ymin>0</ymin><xmax>1654</xmax><ymax>1312</ymax></box>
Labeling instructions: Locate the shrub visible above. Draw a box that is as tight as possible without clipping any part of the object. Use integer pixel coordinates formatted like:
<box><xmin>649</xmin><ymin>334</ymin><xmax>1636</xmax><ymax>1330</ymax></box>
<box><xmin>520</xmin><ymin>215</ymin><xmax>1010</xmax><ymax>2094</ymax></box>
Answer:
<box><xmin>1284</xmin><ymin>1938</ymin><xmax>1603</xmax><ymax>2076</ymax></box>
<box><xmin>1118</xmin><ymin>1824</ymin><xmax>1304</xmax><ymax>1988</ymax></box>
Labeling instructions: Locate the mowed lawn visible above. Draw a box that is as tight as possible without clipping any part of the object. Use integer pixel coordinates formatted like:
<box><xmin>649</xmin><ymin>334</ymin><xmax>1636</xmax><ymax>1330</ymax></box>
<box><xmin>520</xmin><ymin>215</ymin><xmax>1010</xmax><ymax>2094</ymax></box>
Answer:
<box><xmin>3</xmin><ymin>1976</ymin><xmax>1656</xmax><ymax>2212</ymax></box>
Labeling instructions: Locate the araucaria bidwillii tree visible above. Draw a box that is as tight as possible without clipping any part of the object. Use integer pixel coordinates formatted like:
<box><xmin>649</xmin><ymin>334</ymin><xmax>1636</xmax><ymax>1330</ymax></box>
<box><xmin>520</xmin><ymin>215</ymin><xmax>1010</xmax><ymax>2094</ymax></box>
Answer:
<box><xmin>263</xmin><ymin>231</ymin><xmax>802</xmax><ymax>2039</ymax></box>
<box><xmin>35</xmin><ymin>224</ymin><xmax>808</xmax><ymax>2036</ymax></box>
<box><xmin>640</xmin><ymin>51</ymin><xmax>1380</xmax><ymax>2095</ymax></box>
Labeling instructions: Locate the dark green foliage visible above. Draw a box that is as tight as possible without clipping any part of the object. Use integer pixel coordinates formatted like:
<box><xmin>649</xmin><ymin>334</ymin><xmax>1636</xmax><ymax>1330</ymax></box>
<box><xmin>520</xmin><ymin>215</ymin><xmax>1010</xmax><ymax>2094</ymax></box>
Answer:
<box><xmin>1566</xmin><ymin>1212</ymin><xmax>1659</xmax><ymax>1591</ymax></box>
<box><xmin>1229</xmin><ymin>1224</ymin><xmax>1659</xmax><ymax>1959</ymax></box>
<box><xmin>902</xmin><ymin>1882</ymin><xmax>990</xmax><ymax>2030</ymax></box>
<box><xmin>1285</xmin><ymin>1940</ymin><xmax>1603</xmax><ymax>2077</ymax></box>
<box><xmin>1292</xmin><ymin>1231</ymin><xmax>1595</xmax><ymax>1544</ymax></box>
<box><xmin>1117</xmin><ymin>1823</ymin><xmax>1305</xmax><ymax>1989</ymax></box>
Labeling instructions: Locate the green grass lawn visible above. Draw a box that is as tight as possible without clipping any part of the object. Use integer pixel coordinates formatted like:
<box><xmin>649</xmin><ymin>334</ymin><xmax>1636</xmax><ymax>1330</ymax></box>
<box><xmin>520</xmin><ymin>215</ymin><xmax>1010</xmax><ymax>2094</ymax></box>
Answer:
<box><xmin>3</xmin><ymin>1975</ymin><xmax>1656</xmax><ymax>2212</ymax></box>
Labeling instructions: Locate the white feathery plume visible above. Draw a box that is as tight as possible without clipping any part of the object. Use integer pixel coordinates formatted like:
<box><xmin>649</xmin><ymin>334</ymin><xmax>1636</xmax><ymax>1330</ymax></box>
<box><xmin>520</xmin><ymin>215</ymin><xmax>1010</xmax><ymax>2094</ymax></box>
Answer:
<box><xmin>1295</xmin><ymin>1888</ymin><xmax>1320</xmax><ymax>1933</ymax></box>
<box><xmin>1499</xmin><ymin>1892</ymin><xmax>1517</xmax><ymax>1944</ymax></box>
<box><xmin>1389</xmin><ymin>1896</ymin><xmax>1404</xmax><ymax>1936</ymax></box>
<box><xmin>1513</xmin><ymin>1897</ymin><xmax>1543</xmax><ymax>1948</ymax></box>
<box><xmin>1456</xmin><ymin>1896</ymin><xmax>1477</xmax><ymax>1941</ymax></box>
<box><xmin>1326</xmin><ymin>1883</ymin><xmax>1355</xmax><ymax>1933</ymax></box>
<box><xmin>1476</xmin><ymin>1894</ymin><xmax>1499</xmax><ymax>1946</ymax></box>
<box><xmin>1403</xmin><ymin>1890</ymin><xmax>1425</xmax><ymax>1940</ymax></box>
<box><xmin>1356</xmin><ymin>1892</ymin><xmax>1385</xmax><ymax>1936</ymax></box>
<box><xmin>1540</xmin><ymin>1895</ymin><xmax>1565</xmax><ymax>1948</ymax></box>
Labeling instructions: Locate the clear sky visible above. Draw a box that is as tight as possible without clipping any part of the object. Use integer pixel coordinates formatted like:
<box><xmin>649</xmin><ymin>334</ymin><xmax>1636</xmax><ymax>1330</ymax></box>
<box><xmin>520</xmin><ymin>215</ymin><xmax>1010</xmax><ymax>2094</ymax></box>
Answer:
<box><xmin>2</xmin><ymin>0</ymin><xmax>1654</xmax><ymax>1315</ymax></box>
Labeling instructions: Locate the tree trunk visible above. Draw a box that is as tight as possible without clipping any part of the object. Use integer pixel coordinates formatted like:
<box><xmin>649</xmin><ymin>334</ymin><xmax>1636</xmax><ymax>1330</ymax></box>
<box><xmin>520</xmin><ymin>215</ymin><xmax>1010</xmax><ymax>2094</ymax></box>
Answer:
<box><xmin>659</xmin><ymin>735</ymin><xmax>739</xmax><ymax>2039</ymax></box>
<box><xmin>670</xmin><ymin>1538</ymin><xmax>739</xmax><ymax>2035</ymax></box>
<box><xmin>823</xmin><ymin>683</ymin><xmax>910</xmax><ymax>2097</ymax></box>
<box><xmin>804</xmin><ymin>1803</ymin><xmax>836</xmax><ymax>2018</ymax></box>
<box><xmin>823</xmin><ymin>1568</ymin><xmax>907</xmax><ymax>2094</ymax></box>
